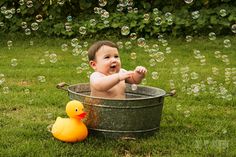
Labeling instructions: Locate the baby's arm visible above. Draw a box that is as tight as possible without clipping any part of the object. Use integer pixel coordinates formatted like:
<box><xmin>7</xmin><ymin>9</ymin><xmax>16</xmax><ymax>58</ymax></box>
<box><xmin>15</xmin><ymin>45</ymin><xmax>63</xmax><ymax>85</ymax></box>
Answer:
<box><xmin>90</xmin><ymin>71</ymin><xmax>134</xmax><ymax>91</ymax></box>
<box><xmin>126</xmin><ymin>66</ymin><xmax>147</xmax><ymax>84</ymax></box>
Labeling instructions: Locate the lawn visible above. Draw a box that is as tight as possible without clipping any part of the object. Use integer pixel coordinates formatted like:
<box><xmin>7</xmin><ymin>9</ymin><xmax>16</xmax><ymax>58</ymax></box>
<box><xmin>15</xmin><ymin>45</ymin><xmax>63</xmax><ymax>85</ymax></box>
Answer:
<box><xmin>0</xmin><ymin>35</ymin><xmax>235</xmax><ymax>157</ymax></box>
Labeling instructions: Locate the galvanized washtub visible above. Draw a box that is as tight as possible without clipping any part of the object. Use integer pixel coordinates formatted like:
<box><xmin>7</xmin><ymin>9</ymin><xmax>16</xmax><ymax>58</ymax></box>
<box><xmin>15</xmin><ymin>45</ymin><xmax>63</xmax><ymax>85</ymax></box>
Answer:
<box><xmin>57</xmin><ymin>82</ymin><xmax>175</xmax><ymax>139</ymax></box>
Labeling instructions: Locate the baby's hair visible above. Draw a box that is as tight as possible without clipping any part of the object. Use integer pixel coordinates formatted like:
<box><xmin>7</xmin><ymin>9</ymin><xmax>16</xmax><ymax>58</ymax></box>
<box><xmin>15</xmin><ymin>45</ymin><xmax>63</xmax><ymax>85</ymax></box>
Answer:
<box><xmin>88</xmin><ymin>40</ymin><xmax>118</xmax><ymax>61</ymax></box>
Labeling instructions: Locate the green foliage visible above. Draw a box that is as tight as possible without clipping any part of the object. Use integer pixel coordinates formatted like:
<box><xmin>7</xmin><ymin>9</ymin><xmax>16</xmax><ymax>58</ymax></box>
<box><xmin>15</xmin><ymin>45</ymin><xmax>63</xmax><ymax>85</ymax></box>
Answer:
<box><xmin>0</xmin><ymin>0</ymin><xmax>236</xmax><ymax>38</ymax></box>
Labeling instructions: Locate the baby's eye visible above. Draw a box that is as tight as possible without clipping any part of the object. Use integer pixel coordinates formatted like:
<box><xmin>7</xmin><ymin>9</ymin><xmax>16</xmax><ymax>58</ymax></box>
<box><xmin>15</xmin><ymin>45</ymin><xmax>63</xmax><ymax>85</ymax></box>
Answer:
<box><xmin>104</xmin><ymin>56</ymin><xmax>109</xmax><ymax>59</ymax></box>
<box><xmin>75</xmin><ymin>109</ymin><xmax>78</xmax><ymax>112</ymax></box>
<box><xmin>114</xmin><ymin>55</ymin><xmax>119</xmax><ymax>58</ymax></box>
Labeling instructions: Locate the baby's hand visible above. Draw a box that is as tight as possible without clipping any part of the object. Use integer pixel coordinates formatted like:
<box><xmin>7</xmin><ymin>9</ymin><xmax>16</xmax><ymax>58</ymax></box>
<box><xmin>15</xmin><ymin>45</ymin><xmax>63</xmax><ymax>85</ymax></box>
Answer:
<box><xmin>118</xmin><ymin>71</ymin><xmax>134</xmax><ymax>81</ymax></box>
<box><xmin>134</xmin><ymin>66</ymin><xmax>147</xmax><ymax>75</ymax></box>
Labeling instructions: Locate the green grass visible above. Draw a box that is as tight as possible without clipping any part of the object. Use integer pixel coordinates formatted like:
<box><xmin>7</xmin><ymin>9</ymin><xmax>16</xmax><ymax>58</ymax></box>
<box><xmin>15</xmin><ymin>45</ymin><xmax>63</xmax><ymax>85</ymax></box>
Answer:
<box><xmin>0</xmin><ymin>36</ymin><xmax>235</xmax><ymax>157</ymax></box>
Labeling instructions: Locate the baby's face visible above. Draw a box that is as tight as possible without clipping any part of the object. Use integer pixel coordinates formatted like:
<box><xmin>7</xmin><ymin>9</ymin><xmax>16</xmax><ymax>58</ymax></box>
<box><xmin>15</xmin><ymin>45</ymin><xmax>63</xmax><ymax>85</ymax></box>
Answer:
<box><xmin>92</xmin><ymin>45</ymin><xmax>121</xmax><ymax>75</ymax></box>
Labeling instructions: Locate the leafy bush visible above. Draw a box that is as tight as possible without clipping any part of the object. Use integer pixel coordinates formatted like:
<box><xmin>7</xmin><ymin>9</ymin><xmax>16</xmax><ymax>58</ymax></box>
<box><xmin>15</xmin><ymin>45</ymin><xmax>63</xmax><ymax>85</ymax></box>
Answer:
<box><xmin>0</xmin><ymin>0</ymin><xmax>236</xmax><ymax>38</ymax></box>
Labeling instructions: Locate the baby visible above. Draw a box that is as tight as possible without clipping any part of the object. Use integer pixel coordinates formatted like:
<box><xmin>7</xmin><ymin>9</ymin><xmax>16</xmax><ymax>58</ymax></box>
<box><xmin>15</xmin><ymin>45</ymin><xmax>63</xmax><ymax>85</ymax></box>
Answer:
<box><xmin>88</xmin><ymin>40</ymin><xmax>147</xmax><ymax>99</ymax></box>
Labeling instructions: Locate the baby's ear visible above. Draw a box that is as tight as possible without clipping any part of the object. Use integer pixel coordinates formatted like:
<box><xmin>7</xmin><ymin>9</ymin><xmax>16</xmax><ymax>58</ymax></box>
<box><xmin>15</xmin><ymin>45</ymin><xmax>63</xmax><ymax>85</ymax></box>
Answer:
<box><xmin>89</xmin><ymin>60</ymin><xmax>96</xmax><ymax>70</ymax></box>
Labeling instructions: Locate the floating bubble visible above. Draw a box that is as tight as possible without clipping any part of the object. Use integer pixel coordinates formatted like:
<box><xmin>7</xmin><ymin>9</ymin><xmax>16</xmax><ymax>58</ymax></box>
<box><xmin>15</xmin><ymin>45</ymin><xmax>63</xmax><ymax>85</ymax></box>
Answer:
<box><xmin>151</xmin><ymin>71</ymin><xmax>159</xmax><ymax>80</ymax></box>
<box><xmin>44</xmin><ymin>51</ymin><xmax>49</xmax><ymax>57</ymax></box>
<box><xmin>57</xmin><ymin>0</ymin><xmax>65</xmax><ymax>5</ymax></box>
<box><xmin>143</xmin><ymin>14</ymin><xmax>150</xmax><ymax>22</ymax></box>
<box><xmin>11</xmin><ymin>58</ymin><xmax>18</xmax><ymax>66</ymax></box>
<box><xmin>153</xmin><ymin>8</ymin><xmax>159</xmax><ymax>15</ymax></box>
<box><xmin>24</xmin><ymin>88</ymin><xmax>30</xmax><ymax>94</ymax></box>
<box><xmin>116</xmin><ymin>41</ymin><xmax>123</xmax><ymax>49</ymax></box>
<box><xmin>76</xmin><ymin>66</ymin><xmax>83</xmax><ymax>73</ymax></box>
<box><xmin>190</xmin><ymin>72</ymin><xmax>199</xmax><ymax>80</ymax></box>
<box><xmin>99</xmin><ymin>0</ymin><xmax>107</xmax><ymax>7</ymax></box>
<box><xmin>16</xmin><ymin>8</ymin><xmax>21</xmax><ymax>13</ymax></box>
<box><xmin>89</xmin><ymin>19</ymin><xmax>97</xmax><ymax>26</ymax></box>
<box><xmin>83</xmin><ymin>42</ymin><xmax>88</xmax><ymax>48</ymax></box>
<box><xmin>184</xmin><ymin>0</ymin><xmax>193</xmax><ymax>4</ymax></box>
<box><xmin>161</xmin><ymin>40</ymin><xmax>168</xmax><ymax>47</ymax></box>
<box><xmin>26</xmin><ymin>1</ymin><xmax>33</xmax><ymax>8</ymax></box>
<box><xmin>29</xmin><ymin>40</ymin><xmax>34</xmax><ymax>46</ymax></box>
<box><xmin>154</xmin><ymin>17</ymin><xmax>162</xmax><ymax>25</ymax></box>
<box><xmin>192</xmin><ymin>11</ymin><xmax>200</xmax><ymax>19</ymax></box>
<box><xmin>79</xmin><ymin>26</ymin><xmax>86</xmax><ymax>35</ymax></box>
<box><xmin>176</xmin><ymin>104</ymin><xmax>182</xmax><ymax>111</ymax></box>
<box><xmin>169</xmin><ymin>80</ymin><xmax>175</xmax><ymax>89</ymax></box>
<box><xmin>116</xmin><ymin>4</ymin><xmax>123</xmax><ymax>12</ymax></box>
<box><xmin>131</xmin><ymin>84</ymin><xmax>137</xmax><ymax>91</ymax></box>
<box><xmin>125</xmin><ymin>41</ymin><xmax>132</xmax><ymax>49</ymax></box>
<box><xmin>184</xmin><ymin>110</ymin><xmax>191</xmax><ymax>117</ymax></box>
<box><xmin>121</xmin><ymin>26</ymin><xmax>130</xmax><ymax>36</ymax></box>
<box><xmin>172</xmin><ymin>67</ymin><xmax>178</xmax><ymax>74</ymax></box>
<box><xmin>166</xmin><ymin>47</ymin><xmax>171</xmax><ymax>54</ymax></box>
<box><xmin>212</xmin><ymin>67</ymin><xmax>219</xmax><ymax>75</ymax></box>
<box><xmin>31</xmin><ymin>22</ymin><xmax>39</xmax><ymax>31</ymax></box>
<box><xmin>0</xmin><ymin>73</ymin><xmax>5</xmax><ymax>85</ymax></box>
<box><xmin>186</xmin><ymin>35</ymin><xmax>193</xmax><ymax>42</ymax></box>
<box><xmin>66</xmin><ymin>15</ymin><xmax>72</xmax><ymax>22</ymax></box>
<box><xmin>7</xmin><ymin>40</ymin><xmax>13</xmax><ymax>49</ymax></box>
<box><xmin>36</xmin><ymin>14</ymin><xmax>43</xmax><ymax>23</ymax></box>
<box><xmin>71</xmin><ymin>38</ymin><xmax>78</xmax><ymax>47</ymax></box>
<box><xmin>231</xmin><ymin>24</ymin><xmax>236</xmax><ymax>33</ymax></box>
<box><xmin>155</xmin><ymin>52</ymin><xmax>165</xmax><ymax>62</ymax></box>
<box><xmin>39</xmin><ymin>58</ymin><xmax>45</xmax><ymax>65</ymax></box>
<box><xmin>25</xmin><ymin>28</ymin><xmax>31</xmax><ymax>35</ymax></box>
<box><xmin>208</xmin><ymin>32</ymin><xmax>216</xmax><ymax>40</ymax></box>
<box><xmin>21</xmin><ymin>21</ymin><xmax>27</xmax><ymax>29</ymax></box>
<box><xmin>141</xmin><ymin>78</ymin><xmax>147</xmax><ymax>85</ymax></box>
<box><xmin>49</xmin><ymin>53</ymin><xmax>57</xmax><ymax>63</ymax></box>
<box><xmin>61</xmin><ymin>44</ymin><xmax>68</xmax><ymax>52</ymax></box>
<box><xmin>64</xmin><ymin>22</ymin><xmax>72</xmax><ymax>32</ymax></box>
<box><xmin>214</xmin><ymin>51</ymin><xmax>221</xmax><ymax>58</ymax></box>
<box><xmin>5</xmin><ymin>10</ymin><xmax>13</xmax><ymax>19</ymax></box>
<box><xmin>149</xmin><ymin>58</ymin><xmax>156</xmax><ymax>67</ymax></box>
<box><xmin>37</xmin><ymin>75</ymin><xmax>46</xmax><ymax>83</ymax></box>
<box><xmin>165</xmin><ymin>12</ymin><xmax>172</xmax><ymax>21</ymax></box>
<box><xmin>199</xmin><ymin>55</ymin><xmax>206</xmax><ymax>65</ymax></box>
<box><xmin>19</xmin><ymin>0</ymin><xmax>24</xmax><ymax>5</ymax></box>
<box><xmin>129</xmin><ymin>33</ymin><xmax>137</xmax><ymax>40</ymax></box>
<box><xmin>3</xmin><ymin>87</ymin><xmax>9</xmax><ymax>94</ymax></box>
<box><xmin>174</xmin><ymin>59</ymin><xmax>179</xmax><ymax>65</ymax></box>
<box><xmin>130</xmin><ymin>52</ymin><xmax>136</xmax><ymax>60</ymax></box>
<box><xmin>137</xmin><ymin>38</ymin><xmax>145</xmax><ymax>47</ymax></box>
<box><xmin>0</xmin><ymin>22</ymin><xmax>4</xmax><ymax>27</ymax></box>
<box><xmin>223</xmin><ymin>39</ymin><xmax>231</xmax><ymax>48</ymax></box>
<box><xmin>182</xmin><ymin>73</ymin><xmax>189</xmax><ymax>82</ymax></box>
<box><xmin>219</xmin><ymin>9</ymin><xmax>227</xmax><ymax>17</ymax></box>
<box><xmin>222</xmin><ymin>55</ymin><xmax>230</xmax><ymax>65</ymax></box>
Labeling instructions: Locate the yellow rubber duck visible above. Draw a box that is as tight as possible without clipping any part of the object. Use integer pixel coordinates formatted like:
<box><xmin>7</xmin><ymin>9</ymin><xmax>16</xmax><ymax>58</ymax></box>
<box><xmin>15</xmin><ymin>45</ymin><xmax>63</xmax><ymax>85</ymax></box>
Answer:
<box><xmin>51</xmin><ymin>100</ymin><xmax>88</xmax><ymax>142</ymax></box>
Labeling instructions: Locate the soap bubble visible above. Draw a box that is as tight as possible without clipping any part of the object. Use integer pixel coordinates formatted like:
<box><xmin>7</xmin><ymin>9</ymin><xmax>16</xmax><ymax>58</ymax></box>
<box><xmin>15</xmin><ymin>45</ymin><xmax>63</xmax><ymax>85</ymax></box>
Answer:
<box><xmin>219</xmin><ymin>9</ymin><xmax>227</xmax><ymax>17</ymax></box>
<box><xmin>29</xmin><ymin>40</ymin><xmax>33</xmax><ymax>46</ymax></box>
<box><xmin>11</xmin><ymin>58</ymin><xmax>18</xmax><ymax>66</ymax></box>
<box><xmin>24</xmin><ymin>88</ymin><xmax>30</xmax><ymax>94</ymax></box>
<box><xmin>137</xmin><ymin>38</ymin><xmax>145</xmax><ymax>47</ymax></box>
<box><xmin>83</xmin><ymin>42</ymin><xmax>88</xmax><ymax>48</ymax></box>
<box><xmin>161</xmin><ymin>40</ymin><xmax>168</xmax><ymax>47</ymax></box>
<box><xmin>208</xmin><ymin>32</ymin><xmax>216</xmax><ymax>40</ymax></box>
<box><xmin>222</xmin><ymin>55</ymin><xmax>230</xmax><ymax>65</ymax></box>
<box><xmin>0</xmin><ymin>22</ymin><xmax>4</xmax><ymax>27</ymax></box>
<box><xmin>212</xmin><ymin>67</ymin><xmax>219</xmax><ymax>75</ymax></box>
<box><xmin>26</xmin><ymin>1</ymin><xmax>33</xmax><ymax>8</ymax></box>
<box><xmin>39</xmin><ymin>58</ymin><xmax>45</xmax><ymax>65</ymax></box>
<box><xmin>169</xmin><ymin>80</ymin><xmax>175</xmax><ymax>89</ymax></box>
<box><xmin>214</xmin><ymin>51</ymin><xmax>221</xmax><ymax>58</ymax></box>
<box><xmin>121</xmin><ymin>26</ymin><xmax>130</xmax><ymax>36</ymax></box>
<box><xmin>184</xmin><ymin>0</ymin><xmax>193</xmax><ymax>4</ymax></box>
<box><xmin>116</xmin><ymin>41</ymin><xmax>123</xmax><ymax>49</ymax></box>
<box><xmin>61</xmin><ymin>44</ymin><xmax>68</xmax><ymax>51</ymax></box>
<box><xmin>3</xmin><ymin>87</ymin><xmax>9</xmax><ymax>94</ymax></box>
<box><xmin>37</xmin><ymin>76</ymin><xmax>46</xmax><ymax>83</ymax></box>
<box><xmin>166</xmin><ymin>47</ymin><xmax>171</xmax><ymax>54</ymax></box>
<box><xmin>57</xmin><ymin>0</ymin><xmax>65</xmax><ymax>5</ymax></box>
<box><xmin>141</xmin><ymin>78</ymin><xmax>147</xmax><ymax>85</ymax></box>
<box><xmin>21</xmin><ymin>21</ymin><xmax>27</xmax><ymax>29</ymax></box>
<box><xmin>65</xmin><ymin>22</ymin><xmax>72</xmax><ymax>32</ymax></box>
<box><xmin>153</xmin><ymin>8</ymin><xmax>159</xmax><ymax>15</ymax></box>
<box><xmin>36</xmin><ymin>14</ymin><xmax>43</xmax><ymax>22</ymax></box>
<box><xmin>192</xmin><ymin>11</ymin><xmax>200</xmax><ymax>19</ymax></box>
<box><xmin>186</xmin><ymin>35</ymin><xmax>193</xmax><ymax>42</ymax></box>
<box><xmin>223</xmin><ymin>39</ymin><xmax>231</xmax><ymax>48</ymax></box>
<box><xmin>76</xmin><ymin>66</ymin><xmax>83</xmax><ymax>73</ymax></box>
<box><xmin>231</xmin><ymin>24</ymin><xmax>236</xmax><ymax>33</ymax></box>
<box><xmin>19</xmin><ymin>0</ymin><xmax>24</xmax><ymax>5</ymax></box>
<box><xmin>154</xmin><ymin>17</ymin><xmax>162</xmax><ymax>25</ymax></box>
<box><xmin>25</xmin><ymin>28</ymin><xmax>31</xmax><ymax>35</ymax></box>
<box><xmin>0</xmin><ymin>73</ymin><xmax>5</xmax><ymax>85</ymax></box>
<box><xmin>31</xmin><ymin>22</ymin><xmax>39</xmax><ymax>31</ymax></box>
<box><xmin>129</xmin><ymin>33</ymin><xmax>137</xmax><ymax>40</ymax></box>
<box><xmin>151</xmin><ymin>71</ymin><xmax>159</xmax><ymax>80</ymax></box>
<box><xmin>143</xmin><ymin>14</ymin><xmax>150</xmax><ymax>22</ymax></box>
<box><xmin>190</xmin><ymin>72</ymin><xmax>199</xmax><ymax>80</ymax></box>
<box><xmin>116</xmin><ymin>4</ymin><xmax>123</xmax><ymax>12</ymax></box>
<box><xmin>5</xmin><ymin>10</ymin><xmax>13</xmax><ymax>19</ymax></box>
<box><xmin>99</xmin><ymin>0</ymin><xmax>107</xmax><ymax>7</ymax></box>
<box><xmin>125</xmin><ymin>41</ymin><xmax>132</xmax><ymax>49</ymax></box>
<box><xmin>174</xmin><ymin>59</ymin><xmax>179</xmax><ymax>65</ymax></box>
<box><xmin>131</xmin><ymin>84</ymin><xmax>137</xmax><ymax>91</ymax></box>
<box><xmin>149</xmin><ymin>58</ymin><xmax>156</xmax><ymax>67</ymax></box>
<box><xmin>66</xmin><ymin>15</ymin><xmax>72</xmax><ymax>22</ymax></box>
<box><xmin>79</xmin><ymin>26</ymin><xmax>86</xmax><ymax>35</ymax></box>
<box><xmin>71</xmin><ymin>38</ymin><xmax>78</xmax><ymax>47</ymax></box>
<box><xmin>184</xmin><ymin>110</ymin><xmax>191</xmax><ymax>117</ymax></box>
<box><xmin>89</xmin><ymin>19</ymin><xmax>97</xmax><ymax>26</ymax></box>
<box><xmin>7</xmin><ymin>40</ymin><xmax>13</xmax><ymax>49</ymax></box>
<box><xmin>16</xmin><ymin>8</ymin><xmax>21</xmax><ymax>13</ymax></box>
<box><xmin>49</xmin><ymin>53</ymin><xmax>57</xmax><ymax>63</ymax></box>
<box><xmin>155</xmin><ymin>52</ymin><xmax>165</xmax><ymax>62</ymax></box>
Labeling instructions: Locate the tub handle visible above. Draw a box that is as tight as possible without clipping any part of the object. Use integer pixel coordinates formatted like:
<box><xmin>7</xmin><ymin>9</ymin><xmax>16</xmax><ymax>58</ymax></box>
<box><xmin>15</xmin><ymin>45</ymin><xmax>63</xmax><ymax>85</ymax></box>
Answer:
<box><xmin>165</xmin><ymin>89</ymin><xmax>176</xmax><ymax>97</ymax></box>
<box><xmin>56</xmin><ymin>82</ymin><xmax>69</xmax><ymax>91</ymax></box>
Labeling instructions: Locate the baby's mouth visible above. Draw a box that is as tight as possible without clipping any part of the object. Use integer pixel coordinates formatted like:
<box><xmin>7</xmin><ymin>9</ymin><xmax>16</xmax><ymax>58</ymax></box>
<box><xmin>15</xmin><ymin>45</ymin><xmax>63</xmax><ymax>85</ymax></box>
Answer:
<box><xmin>110</xmin><ymin>64</ymin><xmax>116</xmax><ymax>69</ymax></box>
<box><xmin>109</xmin><ymin>64</ymin><xmax>117</xmax><ymax>74</ymax></box>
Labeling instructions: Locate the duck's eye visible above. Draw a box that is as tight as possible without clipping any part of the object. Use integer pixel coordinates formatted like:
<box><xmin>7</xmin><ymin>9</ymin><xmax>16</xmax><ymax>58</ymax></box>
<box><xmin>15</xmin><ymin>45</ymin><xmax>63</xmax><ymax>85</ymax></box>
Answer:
<box><xmin>75</xmin><ymin>109</ymin><xmax>78</xmax><ymax>112</ymax></box>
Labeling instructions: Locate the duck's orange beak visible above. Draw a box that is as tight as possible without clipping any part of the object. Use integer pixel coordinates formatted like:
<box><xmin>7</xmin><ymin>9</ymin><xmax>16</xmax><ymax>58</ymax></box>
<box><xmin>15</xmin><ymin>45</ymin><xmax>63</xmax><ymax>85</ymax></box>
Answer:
<box><xmin>77</xmin><ymin>112</ymin><xmax>86</xmax><ymax>120</ymax></box>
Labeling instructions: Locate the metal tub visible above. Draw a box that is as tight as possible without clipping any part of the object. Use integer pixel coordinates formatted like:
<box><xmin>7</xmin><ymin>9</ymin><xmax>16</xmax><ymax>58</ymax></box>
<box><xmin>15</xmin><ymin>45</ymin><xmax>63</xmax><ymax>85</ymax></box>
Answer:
<box><xmin>57</xmin><ymin>83</ymin><xmax>174</xmax><ymax>139</ymax></box>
